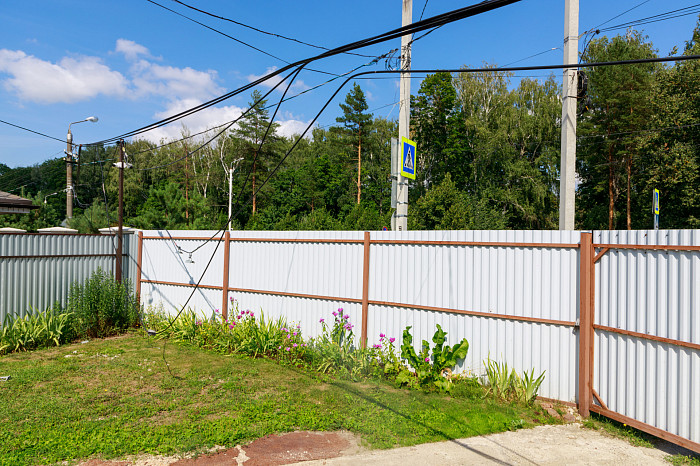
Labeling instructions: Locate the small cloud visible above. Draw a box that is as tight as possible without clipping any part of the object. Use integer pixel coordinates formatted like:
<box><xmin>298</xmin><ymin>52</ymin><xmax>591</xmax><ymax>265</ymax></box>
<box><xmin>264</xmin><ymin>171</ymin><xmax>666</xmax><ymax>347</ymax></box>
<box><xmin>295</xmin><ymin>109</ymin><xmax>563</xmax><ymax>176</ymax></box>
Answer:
<box><xmin>115</xmin><ymin>39</ymin><xmax>151</xmax><ymax>61</ymax></box>
<box><xmin>26</xmin><ymin>38</ymin><xmax>38</xmax><ymax>45</ymax></box>
<box><xmin>0</xmin><ymin>49</ymin><xmax>128</xmax><ymax>104</ymax></box>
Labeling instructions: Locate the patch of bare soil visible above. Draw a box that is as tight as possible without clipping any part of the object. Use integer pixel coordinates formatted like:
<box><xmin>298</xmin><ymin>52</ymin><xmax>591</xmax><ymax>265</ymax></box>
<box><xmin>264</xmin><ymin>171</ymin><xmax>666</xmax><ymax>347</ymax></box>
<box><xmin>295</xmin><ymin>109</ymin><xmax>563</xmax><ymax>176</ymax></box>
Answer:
<box><xmin>172</xmin><ymin>431</ymin><xmax>363</xmax><ymax>466</ymax></box>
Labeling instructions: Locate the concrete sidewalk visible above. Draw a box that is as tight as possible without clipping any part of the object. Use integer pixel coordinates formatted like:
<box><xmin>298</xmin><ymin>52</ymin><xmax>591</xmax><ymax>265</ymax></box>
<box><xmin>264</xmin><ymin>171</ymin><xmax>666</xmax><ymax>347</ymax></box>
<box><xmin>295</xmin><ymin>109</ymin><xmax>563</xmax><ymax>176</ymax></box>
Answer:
<box><xmin>295</xmin><ymin>424</ymin><xmax>677</xmax><ymax>466</ymax></box>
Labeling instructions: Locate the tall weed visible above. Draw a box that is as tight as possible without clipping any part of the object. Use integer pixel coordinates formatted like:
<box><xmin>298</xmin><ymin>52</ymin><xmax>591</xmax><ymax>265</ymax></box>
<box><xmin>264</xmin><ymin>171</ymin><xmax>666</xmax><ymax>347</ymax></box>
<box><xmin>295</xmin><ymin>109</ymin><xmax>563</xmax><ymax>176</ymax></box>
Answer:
<box><xmin>66</xmin><ymin>268</ymin><xmax>141</xmax><ymax>338</ymax></box>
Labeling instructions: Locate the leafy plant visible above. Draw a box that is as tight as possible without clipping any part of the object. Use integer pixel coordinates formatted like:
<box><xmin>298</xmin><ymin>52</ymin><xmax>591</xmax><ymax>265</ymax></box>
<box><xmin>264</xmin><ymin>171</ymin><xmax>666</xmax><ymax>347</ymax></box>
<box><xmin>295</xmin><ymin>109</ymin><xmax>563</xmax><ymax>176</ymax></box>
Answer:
<box><xmin>66</xmin><ymin>268</ymin><xmax>141</xmax><ymax>338</ymax></box>
<box><xmin>0</xmin><ymin>305</ymin><xmax>72</xmax><ymax>355</ymax></box>
<box><xmin>483</xmin><ymin>358</ymin><xmax>545</xmax><ymax>404</ymax></box>
<box><xmin>400</xmin><ymin>324</ymin><xmax>469</xmax><ymax>393</ymax></box>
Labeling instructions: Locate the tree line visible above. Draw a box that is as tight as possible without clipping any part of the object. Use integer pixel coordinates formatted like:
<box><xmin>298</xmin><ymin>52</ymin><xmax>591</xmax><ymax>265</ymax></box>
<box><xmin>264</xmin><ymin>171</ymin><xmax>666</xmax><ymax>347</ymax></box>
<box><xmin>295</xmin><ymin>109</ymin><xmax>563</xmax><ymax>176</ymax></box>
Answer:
<box><xmin>1</xmin><ymin>24</ymin><xmax>698</xmax><ymax>232</ymax></box>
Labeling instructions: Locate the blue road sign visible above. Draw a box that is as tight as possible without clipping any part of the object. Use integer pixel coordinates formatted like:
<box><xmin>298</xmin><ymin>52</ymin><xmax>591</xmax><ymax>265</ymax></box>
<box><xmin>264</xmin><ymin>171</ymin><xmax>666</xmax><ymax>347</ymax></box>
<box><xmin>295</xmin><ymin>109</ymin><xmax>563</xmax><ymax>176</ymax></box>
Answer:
<box><xmin>400</xmin><ymin>137</ymin><xmax>416</xmax><ymax>180</ymax></box>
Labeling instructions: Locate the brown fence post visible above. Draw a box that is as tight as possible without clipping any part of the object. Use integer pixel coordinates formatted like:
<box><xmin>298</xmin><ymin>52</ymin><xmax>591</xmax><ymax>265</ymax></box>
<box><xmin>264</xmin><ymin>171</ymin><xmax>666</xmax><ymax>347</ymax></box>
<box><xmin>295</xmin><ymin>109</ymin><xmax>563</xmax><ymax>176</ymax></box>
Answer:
<box><xmin>578</xmin><ymin>232</ymin><xmax>594</xmax><ymax>417</ymax></box>
<box><xmin>222</xmin><ymin>231</ymin><xmax>231</xmax><ymax>321</ymax></box>
<box><xmin>361</xmin><ymin>231</ymin><xmax>371</xmax><ymax>348</ymax></box>
<box><xmin>136</xmin><ymin>231</ymin><xmax>143</xmax><ymax>304</ymax></box>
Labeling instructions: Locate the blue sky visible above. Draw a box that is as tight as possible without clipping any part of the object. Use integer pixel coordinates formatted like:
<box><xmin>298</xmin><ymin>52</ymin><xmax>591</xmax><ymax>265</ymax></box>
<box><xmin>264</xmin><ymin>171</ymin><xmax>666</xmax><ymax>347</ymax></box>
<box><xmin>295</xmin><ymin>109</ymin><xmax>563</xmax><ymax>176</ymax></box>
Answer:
<box><xmin>1</xmin><ymin>0</ymin><xmax>698</xmax><ymax>170</ymax></box>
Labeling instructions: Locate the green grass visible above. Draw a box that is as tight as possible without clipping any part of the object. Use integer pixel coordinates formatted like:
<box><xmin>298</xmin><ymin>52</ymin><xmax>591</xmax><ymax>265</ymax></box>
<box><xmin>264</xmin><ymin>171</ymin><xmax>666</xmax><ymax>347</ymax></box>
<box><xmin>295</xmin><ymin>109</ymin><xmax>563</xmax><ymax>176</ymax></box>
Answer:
<box><xmin>0</xmin><ymin>332</ymin><xmax>555</xmax><ymax>465</ymax></box>
<box><xmin>581</xmin><ymin>412</ymin><xmax>655</xmax><ymax>448</ymax></box>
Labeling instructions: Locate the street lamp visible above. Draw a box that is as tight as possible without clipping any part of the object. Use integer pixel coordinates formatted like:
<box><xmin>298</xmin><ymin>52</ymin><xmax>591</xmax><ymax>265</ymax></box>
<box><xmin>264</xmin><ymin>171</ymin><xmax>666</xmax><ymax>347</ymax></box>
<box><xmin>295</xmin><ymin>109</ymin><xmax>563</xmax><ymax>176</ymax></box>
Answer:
<box><xmin>228</xmin><ymin>157</ymin><xmax>243</xmax><ymax>231</ymax></box>
<box><xmin>66</xmin><ymin>116</ymin><xmax>98</xmax><ymax>220</ymax></box>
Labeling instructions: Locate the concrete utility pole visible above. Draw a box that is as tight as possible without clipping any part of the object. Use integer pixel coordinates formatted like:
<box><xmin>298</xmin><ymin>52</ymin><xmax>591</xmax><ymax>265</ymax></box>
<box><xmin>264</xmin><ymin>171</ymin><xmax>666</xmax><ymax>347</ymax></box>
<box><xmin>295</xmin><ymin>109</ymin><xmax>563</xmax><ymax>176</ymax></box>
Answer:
<box><xmin>559</xmin><ymin>0</ymin><xmax>579</xmax><ymax>230</ymax></box>
<box><xmin>395</xmin><ymin>0</ymin><xmax>412</xmax><ymax>231</ymax></box>
<box><xmin>66</xmin><ymin>116</ymin><xmax>98</xmax><ymax>222</ymax></box>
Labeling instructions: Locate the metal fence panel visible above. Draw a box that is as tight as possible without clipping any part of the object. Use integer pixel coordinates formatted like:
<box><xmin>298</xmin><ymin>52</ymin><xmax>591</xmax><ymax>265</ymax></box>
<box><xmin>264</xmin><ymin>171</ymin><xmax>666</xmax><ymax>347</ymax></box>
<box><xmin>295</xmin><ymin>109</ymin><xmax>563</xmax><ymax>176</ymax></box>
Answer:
<box><xmin>593</xmin><ymin>229</ymin><xmax>700</xmax><ymax>444</ymax></box>
<box><xmin>0</xmin><ymin>233</ymin><xmax>137</xmax><ymax>320</ymax></box>
<box><xmin>140</xmin><ymin>229</ymin><xmax>581</xmax><ymax>402</ymax></box>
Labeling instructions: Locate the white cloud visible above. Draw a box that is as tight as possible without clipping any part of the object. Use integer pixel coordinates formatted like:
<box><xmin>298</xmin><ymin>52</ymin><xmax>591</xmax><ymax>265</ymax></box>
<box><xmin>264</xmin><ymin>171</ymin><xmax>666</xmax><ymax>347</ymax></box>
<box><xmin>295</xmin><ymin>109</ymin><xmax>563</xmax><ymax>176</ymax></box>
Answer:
<box><xmin>0</xmin><ymin>49</ymin><xmax>128</xmax><ymax>104</ymax></box>
<box><xmin>277</xmin><ymin>118</ymin><xmax>313</xmax><ymax>138</ymax></box>
<box><xmin>140</xmin><ymin>98</ymin><xmax>244</xmax><ymax>144</ymax></box>
<box><xmin>132</xmin><ymin>61</ymin><xmax>222</xmax><ymax>102</ymax></box>
<box><xmin>247</xmin><ymin>66</ymin><xmax>310</xmax><ymax>93</ymax></box>
<box><xmin>115</xmin><ymin>39</ymin><xmax>151</xmax><ymax>61</ymax></box>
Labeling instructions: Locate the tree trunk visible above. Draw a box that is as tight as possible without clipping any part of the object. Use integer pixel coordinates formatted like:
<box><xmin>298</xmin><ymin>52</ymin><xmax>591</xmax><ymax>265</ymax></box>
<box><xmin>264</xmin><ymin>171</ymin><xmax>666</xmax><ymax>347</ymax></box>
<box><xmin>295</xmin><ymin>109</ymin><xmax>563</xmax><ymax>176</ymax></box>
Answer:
<box><xmin>626</xmin><ymin>151</ymin><xmax>632</xmax><ymax>230</ymax></box>
<box><xmin>608</xmin><ymin>143</ymin><xmax>615</xmax><ymax>230</ymax></box>
<box><xmin>357</xmin><ymin>132</ymin><xmax>362</xmax><ymax>204</ymax></box>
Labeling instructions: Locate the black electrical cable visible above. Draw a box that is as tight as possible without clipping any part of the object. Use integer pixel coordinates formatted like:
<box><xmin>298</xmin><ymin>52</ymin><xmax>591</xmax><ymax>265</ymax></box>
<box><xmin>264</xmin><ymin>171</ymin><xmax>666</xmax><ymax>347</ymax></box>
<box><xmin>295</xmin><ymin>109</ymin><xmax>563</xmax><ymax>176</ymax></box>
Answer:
<box><xmin>127</xmin><ymin>49</ymin><xmax>396</xmax><ymax>159</ymax></box>
<box><xmin>599</xmin><ymin>6</ymin><xmax>700</xmax><ymax>34</ymax></box>
<box><xmin>146</xmin><ymin>0</ymin><xmax>340</xmax><ymax>77</ymax></box>
<box><xmin>86</xmin><ymin>0</ymin><xmax>523</xmax><ymax>146</ymax></box>
<box><xmin>0</xmin><ymin>119</ymin><xmax>66</xmax><ymax>143</ymax></box>
<box><xmin>154</xmin><ymin>61</ymin><xmax>307</xmax><ymax>333</ymax></box>
<box><xmin>168</xmin><ymin>0</ymin><xmax>376</xmax><ymax>58</ymax></box>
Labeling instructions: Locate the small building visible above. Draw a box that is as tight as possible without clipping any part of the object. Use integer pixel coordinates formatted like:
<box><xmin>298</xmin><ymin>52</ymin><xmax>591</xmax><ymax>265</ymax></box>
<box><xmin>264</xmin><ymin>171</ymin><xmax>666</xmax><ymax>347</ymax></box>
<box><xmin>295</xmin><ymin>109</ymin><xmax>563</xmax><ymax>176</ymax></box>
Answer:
<box><xmin>0</xmin><ymin>191</ymin><xmax>39</xmax><ymax>215</ymax></box>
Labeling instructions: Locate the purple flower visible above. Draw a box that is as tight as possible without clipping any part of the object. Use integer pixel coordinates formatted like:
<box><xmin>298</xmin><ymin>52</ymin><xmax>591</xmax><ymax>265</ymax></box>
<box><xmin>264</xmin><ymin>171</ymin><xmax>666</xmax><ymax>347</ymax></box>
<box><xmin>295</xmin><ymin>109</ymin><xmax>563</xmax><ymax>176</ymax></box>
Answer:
<box><xmin>338</xmin><ymin>307</ymin><xmax>344</xmax><ymax>313</ymax></box>
<box><xmin>293</xmin><ymin>332</ymin><xmax>297</xmax><ymax>336</ymax></box>
<box><xmin>332</xmin><ymin>311</ymin><xmax>338</xmax><ymax>317</ymax></box>
<box><xmin>293</xmin><ymin>343</ymin><xmax>298</xmax><ymax>348</ymax></box>
<box><xmin>250</xmin><ymin>312</ymin><xmax>254</xmax><ymax>317</ymax></box>
<box><xmin>230</xmin><ymin>296</ymin><xmax>234</xmax><ymax>302</ymax></box>
<box><xmin>319</xmin><ymin>318</ymin><xmax>325</xmax><ymax>323</ymax></box>
<box><xmin>379</xmin><ymin>333</ymin><xmax>385</xmax><ymax>338</ymax></box>
<box><xmin>278</xmin><ymin>346</ymin><xmax>281</xmax><ymax>349</ymax></box>
<box><xmin>372</xmin><ymin>344</ymin><xmax>381</xmax><ymax>349</ymax></box>
<box><xmin>214</xmin><ymin>308</ymin><xmax>219</xmax><ymax>314</ymax></box>
<box><xmin>196</xmin><ymin>321</ymin><xmax>202</xmax><ymax>326</ymax></box>
<box><xmin>286</xmin><ymin>347</ymin><xmax>291</xmax><ymax>351</ymax></box>
<box><xmin>343</xmin><ymin>314</ymin><xmax>349</xmax><ymax>320</ymax></box>
<box><xmin>389</xmin><ymin>337</ymin><xmax>396</xmax><ymax>343</ymax></box>
<box><xmin>229</xmin><ymin>324</ymin><xmax>234</xmax><ymax>329</ymax></box>
<box><xmin>425</xmin><ymin>357</ymin><xmax>430</xmax><ymax>362</ymax></box>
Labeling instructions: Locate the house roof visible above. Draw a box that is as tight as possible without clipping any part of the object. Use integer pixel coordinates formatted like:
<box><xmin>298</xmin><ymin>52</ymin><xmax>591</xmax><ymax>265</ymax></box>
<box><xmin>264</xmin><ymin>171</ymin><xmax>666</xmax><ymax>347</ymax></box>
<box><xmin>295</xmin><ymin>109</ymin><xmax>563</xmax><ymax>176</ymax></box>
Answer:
<box><xmin>0</xmin><ymin>191</ymin><xmax>39</xmax><ymax>214</ymax></box>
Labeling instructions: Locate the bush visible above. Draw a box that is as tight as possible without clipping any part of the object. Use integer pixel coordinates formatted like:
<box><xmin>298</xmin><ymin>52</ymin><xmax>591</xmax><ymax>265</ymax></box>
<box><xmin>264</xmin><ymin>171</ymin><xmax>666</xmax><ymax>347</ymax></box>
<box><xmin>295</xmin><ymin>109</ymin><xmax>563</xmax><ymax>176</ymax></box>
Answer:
<box><xmin>66</xmin><ymin>268</ymin><xmax>141</xmax><ymax>339</ymax></box>
<box><xmin>0</xmin><ymin>305</ymin><xmax>72</xmax><ymax>355</ymax></box>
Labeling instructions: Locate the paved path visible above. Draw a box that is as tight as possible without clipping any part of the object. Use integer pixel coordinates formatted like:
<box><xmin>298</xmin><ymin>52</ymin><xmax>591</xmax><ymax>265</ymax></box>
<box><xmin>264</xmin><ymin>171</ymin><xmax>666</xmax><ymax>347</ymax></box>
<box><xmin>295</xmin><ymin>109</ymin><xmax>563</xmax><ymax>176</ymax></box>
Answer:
<box><xmin>295</xmin><ymin>424</ymin><xmax>679</xmax><ymax>466</ymax></box>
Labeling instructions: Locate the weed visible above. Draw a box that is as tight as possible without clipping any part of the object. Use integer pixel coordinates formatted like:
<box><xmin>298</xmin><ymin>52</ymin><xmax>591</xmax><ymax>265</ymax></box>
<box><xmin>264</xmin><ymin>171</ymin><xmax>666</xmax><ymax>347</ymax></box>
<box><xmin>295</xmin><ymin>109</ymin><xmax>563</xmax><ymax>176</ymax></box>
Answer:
<box><xmin>483</xmin><ymin>359</ymin><xmax>545</xmax><ymax>404</ymax></box>
<box><xmin>0</xmin><ymin>305</ymin><xmax>72</xmax><ymax>355</ymax></box>
<box><xmin>399</xmin><ymin>324</ymin><xmax>469</xmax><ymax>393</ymax></box>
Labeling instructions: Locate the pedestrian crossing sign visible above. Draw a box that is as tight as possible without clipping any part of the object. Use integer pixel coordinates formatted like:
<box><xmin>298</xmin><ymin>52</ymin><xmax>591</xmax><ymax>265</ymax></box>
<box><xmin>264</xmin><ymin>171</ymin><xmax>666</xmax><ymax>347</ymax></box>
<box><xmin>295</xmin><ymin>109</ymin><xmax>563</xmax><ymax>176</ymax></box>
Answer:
<box><xmin>400</xmin><ymin>137</ymin><xmax>416</xmax><ymax>180</ymax></box>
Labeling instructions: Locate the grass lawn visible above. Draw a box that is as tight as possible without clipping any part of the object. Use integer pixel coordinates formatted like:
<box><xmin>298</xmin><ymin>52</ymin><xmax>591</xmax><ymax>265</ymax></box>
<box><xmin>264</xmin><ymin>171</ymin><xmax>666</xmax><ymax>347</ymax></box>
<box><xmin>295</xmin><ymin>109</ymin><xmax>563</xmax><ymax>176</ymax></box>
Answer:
<box><xmin>0</xmin><ymin>331</ymin><xmax>555</xmax><ymax>465</ymax></box>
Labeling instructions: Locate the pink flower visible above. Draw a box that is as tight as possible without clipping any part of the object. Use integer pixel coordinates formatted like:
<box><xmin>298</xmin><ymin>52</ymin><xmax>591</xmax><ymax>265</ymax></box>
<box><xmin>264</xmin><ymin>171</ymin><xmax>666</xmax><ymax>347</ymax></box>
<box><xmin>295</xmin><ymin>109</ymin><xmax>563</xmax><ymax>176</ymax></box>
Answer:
<box><xmin>319</xmin><ymin>318</ymin><xmax>325</xmax><ymax>323</ymax></box>
<box><xmin>332</xmin><ymin>311</ymin><xmax>338</xmax><ymax>317</ymax></box>
<box><xmin>230</xmin><ymin>296</ymin><xmax>234</xmax><ymax>302</ymax></box>
<box><xmin>286</xmin><ymin>347</ymin><xmax>291</xmax><ymax>351</ymax></box>
<box><xmin>372</xmin><ymin>344</ymin><xmax>381</xmax><ymax>349</ymax></box>
<box><xmin>293</xmin><ymin>343</ymin><xmax>298</xmax><ymax>348</ymax></box>
<box><xmin>389</xmin><ymin>337</ymin><xmax>395</xmax><ymax>343</ymax></box>
<box><xmin>293</xmin><ymin>332</ymin><xmax>297</xmax><ymax>336</ymax></box>
<box><xmin>229</xmin><ymin>324</ymin><xmax>234</xmax><ymax>329</ymax></box>
<box><xmin>214</xmin><ymin>308</ymin><xmax>219</xmax><ymax>314</ymax></box>
<box><xmin>379</xmin><ymin>333</ymin><xmax>385</xmax><ymax>338</ymax></box>
<box><xmin>338</xmin><ymin>307</ymin><xmax>344</xmax><ymax>313</ymax></box>
<box><xmin>425</xmin><ymin>357</ymin><xmax>430</xmax><ymax>362</ymax></box>
<box><xmin>343</xmin><ymin>314</ymin><xmax>349</xmax><ymax>320</ymax></box>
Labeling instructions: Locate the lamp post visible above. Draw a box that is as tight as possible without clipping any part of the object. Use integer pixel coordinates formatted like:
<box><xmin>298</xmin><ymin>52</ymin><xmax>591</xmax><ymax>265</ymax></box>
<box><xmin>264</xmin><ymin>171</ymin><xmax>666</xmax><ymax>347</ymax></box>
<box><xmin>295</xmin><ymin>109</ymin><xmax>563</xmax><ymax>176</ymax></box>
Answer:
<box><xmin>66</xmin><ymin>116</ymin><xmax>98</xmax><ymax>220</ymax></box>
<box><xmin>228</xmin><ymin>157</ymin><xmax>243</xmax><ymax>231</ymax></box>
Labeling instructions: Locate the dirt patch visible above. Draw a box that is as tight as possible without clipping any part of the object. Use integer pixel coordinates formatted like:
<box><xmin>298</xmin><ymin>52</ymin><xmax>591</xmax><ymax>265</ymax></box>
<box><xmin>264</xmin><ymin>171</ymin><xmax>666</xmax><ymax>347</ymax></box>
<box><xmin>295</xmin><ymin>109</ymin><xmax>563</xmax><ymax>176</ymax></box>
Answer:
<box><xmin>170</xmin><ymin>431</ymin><xmax>363</xmax><ymax>466</ymax></box>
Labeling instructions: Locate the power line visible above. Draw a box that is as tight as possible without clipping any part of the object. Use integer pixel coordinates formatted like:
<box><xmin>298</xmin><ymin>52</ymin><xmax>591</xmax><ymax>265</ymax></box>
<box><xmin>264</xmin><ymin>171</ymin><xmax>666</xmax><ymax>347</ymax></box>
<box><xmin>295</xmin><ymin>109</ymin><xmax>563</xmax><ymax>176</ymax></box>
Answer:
<box><xmin>593</xmin><ymin>0</ymin><xmax>653</xmax><ymax>30</ymax></box>
<box><xmin>598</xmin><ymin>4</ymin><xmax>700</xmax><ymax>33</ymax></box>
<box><xmin>168</xmin><ymin>0</ymin><xmax>375</xmax><ymax>58</ymax></box>
<box><xmin>0</xmin><ymin>119</ymin><xmax>66</xmax><ymax>143</ymax></box>
<box><xmin>145</xmin><ymin>0</ymin><xmax>338</xmax><ymax>77</ymax></box>
<box><xmin>87</xmin><ymin>0</ymin><xmax>523</xmax><ymax>146</ymax></box>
